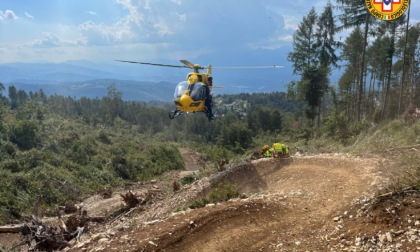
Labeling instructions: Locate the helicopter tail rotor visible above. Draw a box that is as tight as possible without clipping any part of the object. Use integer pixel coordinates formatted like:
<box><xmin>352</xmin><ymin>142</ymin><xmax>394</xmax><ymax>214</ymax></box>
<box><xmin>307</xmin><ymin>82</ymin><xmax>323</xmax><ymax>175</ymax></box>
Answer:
<box><xmin>207</xmin><ymin>64</ymin><xmax>212</xmax><ymax>76</ymax></box>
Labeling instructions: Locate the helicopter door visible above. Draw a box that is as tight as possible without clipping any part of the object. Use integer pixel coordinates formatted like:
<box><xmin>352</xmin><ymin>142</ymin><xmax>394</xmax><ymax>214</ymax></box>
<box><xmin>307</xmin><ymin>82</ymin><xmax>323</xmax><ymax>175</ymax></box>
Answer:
<box><xmin>189</xmin><ymin>82</ymin><xmax>206</xmax><ymax>101</ymax></box>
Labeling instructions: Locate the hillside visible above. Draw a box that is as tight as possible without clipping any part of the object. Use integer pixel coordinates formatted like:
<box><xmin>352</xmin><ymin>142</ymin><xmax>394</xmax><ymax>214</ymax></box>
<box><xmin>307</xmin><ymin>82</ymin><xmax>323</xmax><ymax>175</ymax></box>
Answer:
<box><xmin>1</xmin><ymin>149</ymin><xmax>419</xmax><ymax>251</ymax></box>
<box><xmin>0</xmin><ymin>85</ymin><xmax>418</xmax><ymax>251</ymax></box>
<box><xmin>71</xmin><ymin>152</ymin><xmax>420</xmax><ymax>252</ymax></box>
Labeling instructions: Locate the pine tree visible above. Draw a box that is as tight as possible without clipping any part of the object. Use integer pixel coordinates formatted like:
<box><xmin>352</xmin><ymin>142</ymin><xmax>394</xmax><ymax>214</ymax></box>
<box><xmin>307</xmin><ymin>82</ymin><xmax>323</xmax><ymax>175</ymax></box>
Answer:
<box><xmin>288</xmin><ymin>7</ymin><xmax>318</xmax><ymax>75</ymax></box>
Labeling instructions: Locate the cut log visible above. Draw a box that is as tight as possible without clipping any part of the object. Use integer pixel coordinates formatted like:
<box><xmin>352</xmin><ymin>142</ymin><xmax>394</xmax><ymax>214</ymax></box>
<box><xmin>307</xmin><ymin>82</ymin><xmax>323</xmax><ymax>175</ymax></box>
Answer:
<box><xmin>0</xmin><ymin>224</ymin><xmax>24</xmax><ymax>233</ymax></box>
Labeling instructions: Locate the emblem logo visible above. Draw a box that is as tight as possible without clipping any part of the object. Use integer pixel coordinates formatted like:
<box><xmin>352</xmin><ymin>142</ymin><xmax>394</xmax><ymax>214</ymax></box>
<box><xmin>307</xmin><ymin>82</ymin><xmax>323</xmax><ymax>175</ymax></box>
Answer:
<box><xmin>365</xmin><ymin>0</ymin><xmax>410</xmax><ymax>21</ymax></box>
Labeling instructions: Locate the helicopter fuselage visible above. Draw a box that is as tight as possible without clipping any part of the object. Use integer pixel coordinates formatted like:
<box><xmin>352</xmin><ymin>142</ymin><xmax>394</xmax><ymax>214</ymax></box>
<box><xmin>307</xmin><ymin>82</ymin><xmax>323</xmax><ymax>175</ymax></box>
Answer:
<box><xmin>173</xmin><ymin>71</ymin><xmax>212</xmax><ymax>114</ymax></box>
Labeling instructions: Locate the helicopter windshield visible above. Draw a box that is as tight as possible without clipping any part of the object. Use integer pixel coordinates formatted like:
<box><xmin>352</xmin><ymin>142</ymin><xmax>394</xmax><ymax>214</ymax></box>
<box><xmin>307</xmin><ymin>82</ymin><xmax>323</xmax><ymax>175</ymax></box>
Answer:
<box><xmin>174</xmin><ymin>81</ymin><xmax>188</xmax><ymax>99</ymax></box>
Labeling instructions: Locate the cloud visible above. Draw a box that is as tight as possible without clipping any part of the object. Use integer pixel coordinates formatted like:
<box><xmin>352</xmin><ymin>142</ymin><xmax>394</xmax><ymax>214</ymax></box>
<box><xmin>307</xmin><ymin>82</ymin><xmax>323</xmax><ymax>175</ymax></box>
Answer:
<box><xmin>48</xmin><ymin>0</ymin><xmax>290</xmax><ymax>55</ymax></box>
<box><xmin>24</xmin><ymin>12</ymin><xmax>34</xmax><ymax>19</ymax></box>
<box><xmin>0</xmin><ymin>10</ymin><xmax>18</xmax><ymax>20</ymax></box>
<box><xmin>28</xmin><ymin>32</ymin><xmax>86</xmax><ymax>48</ymax></box>
<box><xmin>170</xmin><ymin>0</ymin><xmax>182</xmax><ymax>5</ymax></box>
<box><xmin>88</xmin><ymin>11</ymin><xmax>98</xmax><ymax>16</ymax></box>
<box><xmin>283</xmin><ymin>15</ymin><xmax>299</xmax><ymax>30</ymax></box>
<box><xmin>175</xmin><ymin>13</ymin><xmax>186</xmax><ymax>22</ymax></box>
<box><xmin>79</xmin><ymin>20</ymin><xmax>134</xmax><ymax>45</ymax></box>
<box><xmin>77</xmin><ymin>0</ymin><xmax>185</xmax><ymax>46</ymax></box>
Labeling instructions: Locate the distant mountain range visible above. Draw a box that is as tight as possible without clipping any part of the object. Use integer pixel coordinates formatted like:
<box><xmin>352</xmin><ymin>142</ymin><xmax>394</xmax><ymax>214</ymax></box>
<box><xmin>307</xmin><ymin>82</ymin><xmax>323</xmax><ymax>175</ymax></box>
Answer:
<box><xmin>7</xmin><ymin>79</ymin><xmax>175</xmax><ymax>102</ymax></box>
<box><xmin>0</xmin><ymin>62</ymin><xmax>293</xmax><ymax>102</ymax></box>
<box><xmin>0</xmin><ymin>47</ymin><xmax>341</xmax><ymax>101</ymax></box>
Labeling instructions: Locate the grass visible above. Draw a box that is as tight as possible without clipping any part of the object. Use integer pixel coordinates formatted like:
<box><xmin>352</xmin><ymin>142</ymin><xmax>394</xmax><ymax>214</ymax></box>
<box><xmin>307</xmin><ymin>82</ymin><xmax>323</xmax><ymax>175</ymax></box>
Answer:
<box><xmin>189</xmin><ymin>182</ymin><xmax>240</xmax><ymax>209</ymax></box>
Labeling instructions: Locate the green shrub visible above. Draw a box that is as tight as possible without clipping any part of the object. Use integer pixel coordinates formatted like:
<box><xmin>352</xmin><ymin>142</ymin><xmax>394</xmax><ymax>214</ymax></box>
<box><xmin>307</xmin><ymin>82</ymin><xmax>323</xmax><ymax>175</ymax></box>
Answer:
<box><xmin>0</xmin><ymin>140</ymin><xmax>16</xmax><ymax>159</ymax></box>
<box><xmin>180</xmin><ymin>174</ymin><xmax>197</xmax><ymax>185</ymax></box>
<box><xmin>208</xmin><ymin>182</ymin><xmax>240</xmax><ymax>203</ymax></box>
<box><xmin>189</xmin><ymin>182</ymin><xmax>239</xmax><ymax>209</ymax></box>
<box><xmin>189</xmin><ymin>198</ymin><xmax>210</xmax><ymax>209</ymax></box>
<box><xmin>1</xmin><ymin>159</ymin><xmax>20</xmax><ymax>172</ymax></box>
<box><xmin>97</xmin><ymin>130</ymin><xmax>112</xmax><ymax>144</ymax></box>
<box><xmin>8</xmin><ymin>120</ymin><xmax>38</xmax><ymax>150</ymax></box>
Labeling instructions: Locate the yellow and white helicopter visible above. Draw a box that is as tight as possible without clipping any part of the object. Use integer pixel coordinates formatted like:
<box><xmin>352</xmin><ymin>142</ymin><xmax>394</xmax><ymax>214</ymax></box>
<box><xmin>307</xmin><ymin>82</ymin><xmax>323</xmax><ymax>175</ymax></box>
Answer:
<box><xmin>116</xmin><ymin>59</ymin><xmax>283</xmax><ymax>120</ymax></box>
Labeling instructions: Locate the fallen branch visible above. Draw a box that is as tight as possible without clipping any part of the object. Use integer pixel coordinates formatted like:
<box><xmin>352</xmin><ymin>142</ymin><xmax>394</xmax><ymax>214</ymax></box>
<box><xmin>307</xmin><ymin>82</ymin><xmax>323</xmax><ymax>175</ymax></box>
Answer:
<box><xmin>0</xmin><ymin>224</ymin><xmax>25</xmax><ymax>233</ymax></box>
<box><xmin>386</xmin><ymin>144</ymin><xmax>420</xmax><ymax>152</ymax></box>
<box><xmin>376</xmin><ymin>186</ymin><xmax>419</xmax><ymax>198</ymax></box>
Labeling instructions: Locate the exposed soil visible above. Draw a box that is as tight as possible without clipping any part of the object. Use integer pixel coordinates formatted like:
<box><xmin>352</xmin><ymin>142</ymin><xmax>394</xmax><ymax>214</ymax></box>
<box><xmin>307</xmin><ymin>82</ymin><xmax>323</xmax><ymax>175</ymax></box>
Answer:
<box><xmin>1</xmin><ymin>151</ymin><xmax>419</xmax><ymax>252</ymax></box>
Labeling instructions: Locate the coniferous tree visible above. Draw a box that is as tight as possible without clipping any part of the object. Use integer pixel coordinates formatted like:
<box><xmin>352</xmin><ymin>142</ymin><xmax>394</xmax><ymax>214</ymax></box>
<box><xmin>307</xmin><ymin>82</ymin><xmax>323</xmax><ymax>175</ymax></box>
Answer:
<box><xmin>288</xmin><ymin>4</ymin><xmax>338</xmax><ymax>128</ymax></box>
<box><xmin>314</xmin><ymin>1</ymin><xmax>339</xmax><ymax>126</ymax></box>
<box><xmin>288</xmin><ymin>7</ymin><xmax>318</xmax><ymax>75</ymax></box>
<box><xmin>8</xmin><ymin>86</ymin><xmax>18</xmax><ymax>109</ymax></box>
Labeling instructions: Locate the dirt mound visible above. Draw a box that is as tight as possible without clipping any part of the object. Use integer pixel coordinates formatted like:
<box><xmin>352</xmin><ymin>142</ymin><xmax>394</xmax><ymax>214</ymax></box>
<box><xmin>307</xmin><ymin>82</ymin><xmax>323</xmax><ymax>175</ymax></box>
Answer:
<box><xmin>69</xmin><ymin>154</ymin><xmax>389</xmax><ymax>252</ymax></box>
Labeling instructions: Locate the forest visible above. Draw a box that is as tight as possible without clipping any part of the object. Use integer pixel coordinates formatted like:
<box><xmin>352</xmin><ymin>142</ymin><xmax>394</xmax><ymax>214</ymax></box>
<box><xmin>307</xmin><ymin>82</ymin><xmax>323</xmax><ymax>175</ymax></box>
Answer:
<box><xmin>0</xmin><ymin>0</ymin><xmax>419</xmax><ymax>224</ymax></box>
<box><xmin>287</xmin><ymin>1</ymin><xmax>419</xmax><ymax>129</ymax></box>
<box><xmin>0</xmin><ymin>83</ymin><xmax>302</xmax><ymax>223</ymax></box>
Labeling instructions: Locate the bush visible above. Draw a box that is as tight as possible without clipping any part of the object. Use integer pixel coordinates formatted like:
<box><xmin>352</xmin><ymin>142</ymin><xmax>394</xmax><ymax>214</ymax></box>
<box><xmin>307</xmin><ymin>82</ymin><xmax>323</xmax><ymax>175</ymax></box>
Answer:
<box><xmin>208</xmin><ymin>182</ymin><xmax>240</xmax><ymax>203</ymax></box>
<box><xmin>8</xmin><ymin>120</ymin><xmax>38</xmax><ymax>150</ymax></box>
<box><xmin>389</xmin><ymin>153</ymin><xmax>420</xmax><ymax>191</ymax></box>
<box><xmin>189</xmin><ymin>182</ymin><xmax>239</xmax><ymax>209</ymax></box>
<box><xmin>180</xmin><ymin>174</ymin><xmax>198</xmax><ymax>185</ymax></box>
<box><xmin>0</xmin><ymin>140</ymin><xmax>16</xmax><ymax>158</ymax></box>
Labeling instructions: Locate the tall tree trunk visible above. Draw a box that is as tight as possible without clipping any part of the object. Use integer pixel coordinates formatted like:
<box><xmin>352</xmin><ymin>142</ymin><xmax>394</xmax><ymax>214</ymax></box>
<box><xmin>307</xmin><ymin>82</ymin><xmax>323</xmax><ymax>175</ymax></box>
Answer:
<box><xmin>381</xmin><ymin>23</ymin><xmax>396</xmax><ymax>121</ymax></box>
<box><xmin>368</xmin><ymin>72</ymin><xmax>374</xmax><ymax>116</ymax></box>
<box><xmin>358</xmin><ymin>15</ymin><xmax>370</xmax><ymax>122</ymax></box>
<box><xmin>398</xmin><ymin>0</ymin><xmax>411</xmax><ymax>115</ymax></box>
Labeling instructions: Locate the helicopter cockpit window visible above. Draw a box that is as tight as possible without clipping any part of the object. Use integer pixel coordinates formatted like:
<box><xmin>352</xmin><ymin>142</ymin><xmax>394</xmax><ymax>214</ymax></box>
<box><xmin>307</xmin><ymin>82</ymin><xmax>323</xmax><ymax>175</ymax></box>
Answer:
<box><xmin>174</xmin><ymin>81</ymin><xmax>188</xmax><ymax>99</ymax></box>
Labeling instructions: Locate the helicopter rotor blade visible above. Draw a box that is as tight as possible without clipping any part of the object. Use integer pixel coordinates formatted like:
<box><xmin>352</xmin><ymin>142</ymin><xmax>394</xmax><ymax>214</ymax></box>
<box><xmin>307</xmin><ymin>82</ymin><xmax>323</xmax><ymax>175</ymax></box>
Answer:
<box><xmin>179</xmin><ymin>59</ymin><xmax>196</xmax><ymax>69</ymax></box>
<box><xmin>115</xmin><ymin>60</ymin><xmax>187</xmax><ymax>68</ymax></box>
<box><xmin>117</xmin><ymin>60</ymin><xmax>284</xmax><ymax>70</ymax></box>
<box><xmin>212</xmin><ymin>65</ymin><xmax>284</xmax><ymax>69</ymax></box>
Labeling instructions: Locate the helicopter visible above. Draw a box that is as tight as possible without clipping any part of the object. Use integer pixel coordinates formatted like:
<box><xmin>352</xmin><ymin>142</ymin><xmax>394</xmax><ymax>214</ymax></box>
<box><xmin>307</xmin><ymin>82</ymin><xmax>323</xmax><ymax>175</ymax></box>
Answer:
<box><xmin>116</xmin><ymin>59</ymin><xmax>283</xmax><ymax>121</ymax></box>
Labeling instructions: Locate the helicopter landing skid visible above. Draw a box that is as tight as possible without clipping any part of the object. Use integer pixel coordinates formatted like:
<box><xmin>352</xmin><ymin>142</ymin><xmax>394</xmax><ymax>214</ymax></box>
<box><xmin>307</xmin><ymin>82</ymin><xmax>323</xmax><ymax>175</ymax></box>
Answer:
<box><xmin>169</xmin><ymin>109</ymin><xmax>183</xmax><ymax>119</ymax></box>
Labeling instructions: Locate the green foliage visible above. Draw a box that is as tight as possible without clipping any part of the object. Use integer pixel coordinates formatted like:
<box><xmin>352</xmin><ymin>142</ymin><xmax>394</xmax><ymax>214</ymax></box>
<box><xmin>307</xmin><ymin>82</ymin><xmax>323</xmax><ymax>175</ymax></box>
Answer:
<box><xmin>66</xmin><ymin>137</ymin><xmax>97</xmax><ymax>165</ymax></box>
<box><xmin>3</xmin><ymin>77</ymin><xmax>418</xmax><ymax>226</ymax></box>
<box><xmin>288</xmin><ymin>7</ymin><xmax>319</xmax><ymax>74</ymax></box>
<box><xmin>111</xmin><ymin>142</ymin><xmax>184</xmax><ymax>181</ymax></box>
<box><xmin>320</xmin><ymin>112</ymin><xmax>370</xmax><ymax>143</ymax></box>
<box><xmin>8</xmin><ymin>120</ymin><xmax>38</xmax><ymax>150</ymax></box>
<box><xmin>189</xmin><ymin>182</ymin><xmax>239</xmax><ymax>209</ymax></box>
<box><xmin>201</xmin><ymin>144</ymin><xmax>233</xmax><ymax>165</ymax></box>
<box><xmin>0</xmin><ymin>140</ymin><xmax>16</xmax><ymax>159</ymax></box>
<box><xmin>347</xmin><ymin>119</ymin><xmax>420</xmax><ymax>155</ymax></box>
<box><xmin>247</xmin><ymin>108</ymin><xmax>283</xmax><ymax>133</ymax></box>
<box><xmin>220</xmin><ymin>122</ymin><xmax>253</xmax><ymax>152</ymax></box>
<box><xmin>208</xmin><ymin>183</ymin><xmax>240</xmax><ymax>203</ymax></box>
<box><xmin>180</xmin><ymin>174</ymin><xmax>198</xmax><ymax>185</ymax></box>
<box><xmin>189</xmin><ymin>198</ymin><xmax>210</xmax><ymax>209</ymax></box>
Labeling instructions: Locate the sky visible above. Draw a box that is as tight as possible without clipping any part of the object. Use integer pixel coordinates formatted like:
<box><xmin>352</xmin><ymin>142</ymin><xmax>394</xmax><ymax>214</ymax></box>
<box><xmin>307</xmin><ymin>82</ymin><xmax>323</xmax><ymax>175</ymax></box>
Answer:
<box><xmin>0</xmin><ymin>0</ymin><xmax>419</xmax><ymax>65</ymax></box>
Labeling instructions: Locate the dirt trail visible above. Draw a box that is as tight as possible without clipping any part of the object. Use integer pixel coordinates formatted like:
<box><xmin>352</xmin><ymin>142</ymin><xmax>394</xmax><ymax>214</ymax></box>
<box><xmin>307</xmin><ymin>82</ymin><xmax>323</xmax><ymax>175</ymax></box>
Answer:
<box><xmin>1</xmin><ymin>152</ymin><xmax>394</xmax><ymax>251</ymax></box>
<box><xmin>73</xmin><ymin>153</ymin><xmax>386</xmax><ymax>252</ymax></box>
